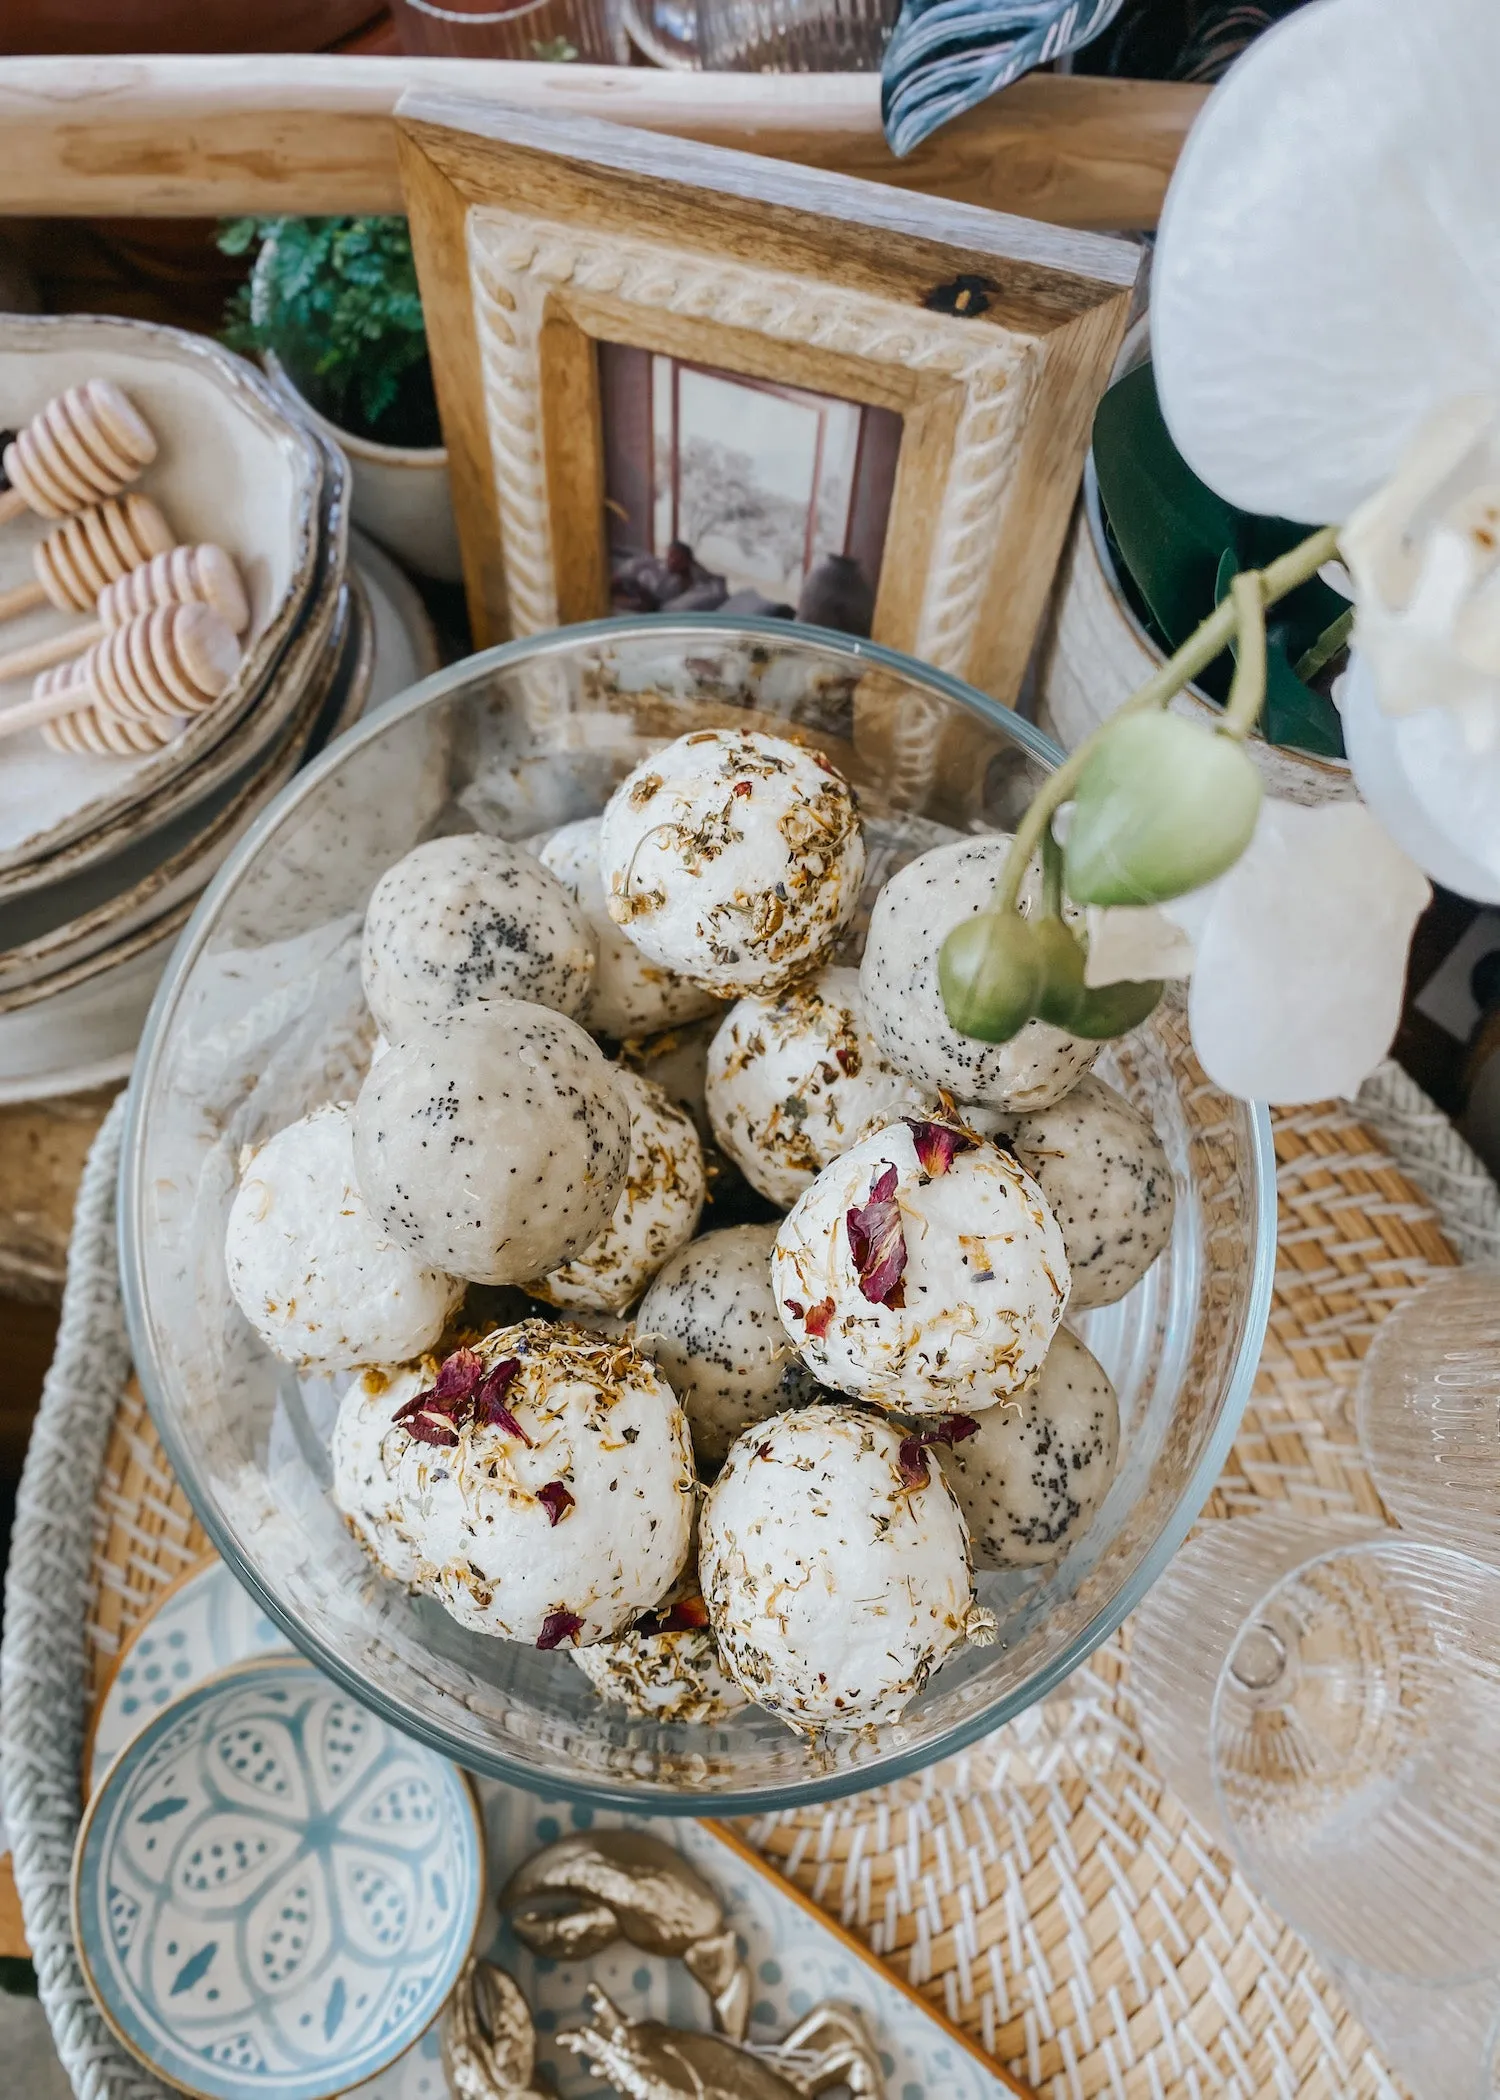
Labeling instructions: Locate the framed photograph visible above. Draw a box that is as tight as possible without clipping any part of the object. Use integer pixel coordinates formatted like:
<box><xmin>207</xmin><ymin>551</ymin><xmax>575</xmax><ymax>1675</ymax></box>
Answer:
<box><xmin>396</xmin><ymin>96</ymin><xmax>1138</xmax><ymax>706</ymax></box>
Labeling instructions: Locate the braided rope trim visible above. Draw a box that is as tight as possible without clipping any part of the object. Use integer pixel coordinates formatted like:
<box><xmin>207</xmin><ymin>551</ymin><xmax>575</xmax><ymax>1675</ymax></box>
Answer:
<box><xmin>0</xmin><ymin>1096</ymin><xmax>170</xmax><ymax>2100</ymax></box>
<box><xmin>464</xmin><ymin>206</ymin><xmax>1032</xmax><ymax>668</ymax></box>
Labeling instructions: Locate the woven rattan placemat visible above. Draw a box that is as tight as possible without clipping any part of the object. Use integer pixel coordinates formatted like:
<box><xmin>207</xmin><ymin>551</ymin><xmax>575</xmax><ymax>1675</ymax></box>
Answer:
<box><xmin>72</xmin><ymin>1083</ymin><xmax>1496</xmax><ymax>2100</ymax></box>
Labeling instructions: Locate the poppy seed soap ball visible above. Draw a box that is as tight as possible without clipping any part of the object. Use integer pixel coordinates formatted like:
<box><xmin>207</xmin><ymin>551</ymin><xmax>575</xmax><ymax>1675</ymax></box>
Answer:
<box><xmin>377</xmin><ymin>1325</ymin><xmax>695</xmax><ymax>1646</ymax></box>
<box><xmin>351</xmin><ymin>1001</ymin><xmax>630</xmax><ymax>1284</ymax></box>
<box><xmin>705</xmin><ymin>964</ymin><xmax>923</xmax><ymax>1208</ymax></box>
<box><xmin>700</xmin><ymin>1402</ymin><xmax>994</xmax><ymax>1732</ymax></box>
<box><xmin>224</xmin><ymin>1104</ymin><xmax>461</xmax><ymax>1371</ymax></box>
<box><xmin>771</xmin><ymin>1117</ymin><xmax>1069</xmax><ymax>1416</ymax></box>
<box><xmin>530</xmin><ymin>1067</ymin><xmax>706</xmax><ymax>1315</ymax></box>
<box><xmin>635</xmin><ymin>1222</ymin><xmax>817</xmax><ymax>1468</ymax></box>
<box><xmin>1005</xmin><ymin>1075</ymin><xmax>1175</xmax><ymax>1309</ymax></box>
<box><xmin>362</xmin><ymin>831</ymin><xmax>596</xmax><ymax>1040</ymax></box>
<box><xmin>942</xmin><ymin>1327</ymin><xmax>1120</xmax><ymax>1567</ymax></box>
<box><xmin>597</xmin><ymin>728</ymin><xmax>865</xmax><ymax>998</ymax></box>
<box><xmin>860</xmin><ymin>835</ymin><xmax>1097</xmax><ymax>1111</ymax></box>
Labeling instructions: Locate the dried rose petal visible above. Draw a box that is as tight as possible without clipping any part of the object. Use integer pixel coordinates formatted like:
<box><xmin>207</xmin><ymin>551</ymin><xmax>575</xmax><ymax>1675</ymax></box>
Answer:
<box><xmin>834</xmin><ymin>1044</ymin><xmax>856</xmax><ymax>1075</ymax></box>
<box><xmin>536</xmin><ymin>1609</ymin><xmax>584</xmax><ymax>1651</ymax></box>
<box><xmin>536</xmin><ymin>1481</ymin><xmax>575</xmax><ymax>1527</ymax></box>
<box><xmin>902</xmin><ymin>1118</ymin><xmax>977</xmax><ymax>1178</ymax></box>
<box><xmin>930</xmin><ymin>1414</ymin><xmax>981</xmax><ymax>1447</ymax></box>
<box><xmin>804</xmin><ymin>1297</ymin><xmax>836</xmax><ymax>1339</ymax></box>
<box><xmin>400</xmin><ymin>1408</ymin><xmax>461</xmax><ymax>1448</ymax></box>
<box><xmin>732</xmin><ymin>780</ymin><xmax>753</xmax><ymax>799</ymax></box>
<box><xmin>429</xmin><ymin>1346</ymin><xmax>485</xmax><ymax>1404</ymax></box>
<box><xmin>846</xmin><ymin>1165</ymin><xmax>907</xmax><ymax>1307</ymax></box>
<box><xmin>784</xmin><ymin>1298</ymin><xmax>805</xmax><ymax>1320</ymax></box>
<box><xmin>473</xmin><ymin>1358</ymin><xmax>531</xmax><ymax>1443</ymax></box>
<box><xmin>634</xmin><ymin>1592</ymin><xmax>711</xmax><ymax>1636</ymax></box>
<box><xmin>897</xmin><ymin>1438</ymin><xmax>930</xmax><ymax>1489</ymax></box>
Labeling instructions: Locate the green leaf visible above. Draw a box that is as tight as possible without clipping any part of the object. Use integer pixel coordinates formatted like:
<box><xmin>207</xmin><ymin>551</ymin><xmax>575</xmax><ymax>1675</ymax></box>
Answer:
<box><xmin>1214</xmin><ymin>552</ymin><xmax>1347</xmax><ymax>759</ymax></box>
<box><xmin>1091</xmin><ymin>361</ymin><xmax>1238</xmax><ymax>653</ymax></box>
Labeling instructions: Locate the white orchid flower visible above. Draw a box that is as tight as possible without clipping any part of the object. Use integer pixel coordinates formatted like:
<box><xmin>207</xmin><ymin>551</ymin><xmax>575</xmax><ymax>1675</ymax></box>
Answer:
<box><xmin>1151</xmin><ymin>0</ymin><xmax>1500</xmax><ymax>526</ymax></box>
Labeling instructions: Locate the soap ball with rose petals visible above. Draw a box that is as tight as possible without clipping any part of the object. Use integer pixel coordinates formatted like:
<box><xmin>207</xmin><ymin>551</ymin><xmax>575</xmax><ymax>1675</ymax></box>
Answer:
<box><xmin>331</xmin><ymin>1358</ymin><xmax>439</xmax><ymax>1588</ymax></box>
<box><xmin>362</xmin><ymin>831</ymin><xmax>595</xmax><ymax>1040</ymax></box>
<box><xmin>597</xmin><ymin>728</ymin><xmax>865</xmax><ymax>997</ymax></box>
<box><xmin>225</xmin><ymin>1103</ymin><xmax>462</xmax><ymax>1371</ymax></box>
<box><xmin>570</xmin><ymin>1569</ymin><xmax>749</xmax><ymax>1724</ymax></box>
<box><xmin>529</xmin><ymin>1067</ymin><xmax>705</xmax><ymax>1315</ymax></box>
<box><xmin>1003</xmin><ymin>1074</ymin><xmax>1175</xmax><ymax>1310</ymax></box>
<box><xmin>536</xmin><ymin>815</ymin><xmax>724</xmax><ymax>1038</ymax></box>
<box><xmin>635</xmin><ymin>1222</ymin><xmax>818</xmax><ymax>1468</ymax></box>
<box><xmin>700</xmin><ymin>1401</ymin><xmax>995</xmax><ymax>1732</ymax></box>
<box><xmin>860</xmin><ymin>835</ymin><xmax>1097</xmax><ymax>1111</ymax></box>
<box><xmin>705</xmin><ymin>964</ymin><xmax>924</xmax><ymax>1207</ymax></box>
<box><xmin>771</xmin><ymin>1116</ymin><xmax>1069</xmax><ymax>1416</ymax></box>
<box><xmin>378</xmin><ymin>1323</ymin><xmax>695</xmax><ymax>1646</ymax></box>
<box><xmin>939</xmin><ymin>1328</ymin><xmax>1120</xmax><ymax>1568</ymax></box>
<box><xmin>352</xmin><ymin>1001</ymin><xmax>630</xmax><ymax>1284</ymax></box>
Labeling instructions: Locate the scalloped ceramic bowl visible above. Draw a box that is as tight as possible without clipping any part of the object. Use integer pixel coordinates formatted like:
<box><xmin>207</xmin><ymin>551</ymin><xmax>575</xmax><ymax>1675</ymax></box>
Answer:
<box><xmin>121</xmin><ymin>618</ymin><xmax>1273</xmax><ymax>1813</ymax></box>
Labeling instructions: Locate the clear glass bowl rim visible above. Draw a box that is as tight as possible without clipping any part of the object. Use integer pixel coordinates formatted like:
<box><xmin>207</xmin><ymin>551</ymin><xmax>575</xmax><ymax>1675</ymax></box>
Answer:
<box><xmin>118</xmin><ymin>612</ymin><xmax>1275</xmax><ymax>1813</ymax></box>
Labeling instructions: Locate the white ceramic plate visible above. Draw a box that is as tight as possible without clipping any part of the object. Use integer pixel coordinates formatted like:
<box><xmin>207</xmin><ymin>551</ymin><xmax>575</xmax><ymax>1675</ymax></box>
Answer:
<box><xmin>0</xmin><ymin>316</ymin><xmax>324</xmax><ymax>881</ymax></box>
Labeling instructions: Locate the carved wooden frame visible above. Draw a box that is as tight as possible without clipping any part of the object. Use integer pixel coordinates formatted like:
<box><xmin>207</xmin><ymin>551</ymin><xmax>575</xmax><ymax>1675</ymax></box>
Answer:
<box><xmin>396</xmin><ymin>94</ymin><xmax>1138</xmax><ymax>704</ymax></box>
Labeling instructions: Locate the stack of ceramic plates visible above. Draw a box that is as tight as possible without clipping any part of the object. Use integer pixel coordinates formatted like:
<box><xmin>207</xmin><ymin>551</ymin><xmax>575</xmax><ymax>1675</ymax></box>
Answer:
<box><xmin>0</xmin><ymin>318</ymin><xmax>440</xmax><ymax>1106</ymax></box>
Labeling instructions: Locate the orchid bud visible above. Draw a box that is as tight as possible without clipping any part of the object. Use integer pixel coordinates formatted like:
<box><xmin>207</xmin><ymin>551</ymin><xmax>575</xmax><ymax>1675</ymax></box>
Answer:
<box><xmin>1063</xmin><ymin>712</ymin><xmax>1263</xmax><ymax>907</ymax></box>
<box><xmin>938</xmin><ymin>911</ymin><xmax>1041</xmax><ymax>1043</ymax></box>
<box><xmin>1031</xmin><ymin>914</ymin><xmax>1163</xmax><ymax>1039</ymax></box>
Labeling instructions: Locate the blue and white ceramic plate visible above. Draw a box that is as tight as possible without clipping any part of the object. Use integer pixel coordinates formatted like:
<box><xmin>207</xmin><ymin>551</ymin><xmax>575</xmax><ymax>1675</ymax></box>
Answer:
<box><xmin>73</xmin><ymin>1655</ymin><xmax>485</xmax><ymax>2100</ymax></box>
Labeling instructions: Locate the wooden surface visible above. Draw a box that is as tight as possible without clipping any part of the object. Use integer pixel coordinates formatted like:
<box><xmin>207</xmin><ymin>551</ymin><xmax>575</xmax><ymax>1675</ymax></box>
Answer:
<box><xmin>398</xmin><ymin>97</ymin><xmax>1135</xmax><ymax>699</ymax></box>
<box><xmin>0</xmin><ymin>58</ymin><xmax>1202</xmax><ymax>230</ymax></box>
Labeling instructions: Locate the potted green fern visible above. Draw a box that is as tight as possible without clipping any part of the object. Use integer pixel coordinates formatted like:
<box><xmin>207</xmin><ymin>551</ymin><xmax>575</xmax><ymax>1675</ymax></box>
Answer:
<box><xmin>220</xmin><ymin>215</ymin><xmax>462</xmax><ymax>582</ymax></box>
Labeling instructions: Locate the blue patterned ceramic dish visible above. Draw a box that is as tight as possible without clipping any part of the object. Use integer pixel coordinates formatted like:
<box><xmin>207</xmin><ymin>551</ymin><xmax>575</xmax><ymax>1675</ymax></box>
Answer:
<box><xmin>72</xmin><ymin>1655</ymin><xmax>484</xmax><ymax>2100</ymax></box>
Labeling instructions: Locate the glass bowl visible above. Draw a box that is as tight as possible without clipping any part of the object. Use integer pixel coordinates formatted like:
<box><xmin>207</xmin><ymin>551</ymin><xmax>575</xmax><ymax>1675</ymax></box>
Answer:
<box><xmin>120</xmin><ymin>616</ymin><xmax>1273</xmax><ymax>1813</ymax></box>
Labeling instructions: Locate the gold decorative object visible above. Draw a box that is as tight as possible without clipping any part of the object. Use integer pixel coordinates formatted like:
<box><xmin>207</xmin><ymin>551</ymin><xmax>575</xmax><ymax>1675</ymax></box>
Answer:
<box><xmin>443</xmin><ymin>1958</ymin><xmax>552</xmax><ymax>2100</ymax></box>
<box><xmin>560</xmin><ymin>1984</ymin><xmax>887</xmax><ymax>2099</ymax></box>
<box><xmin>500</xmin><ymin>1830</ymin><xmax>751</xmax><ymax>2040</ymax></box>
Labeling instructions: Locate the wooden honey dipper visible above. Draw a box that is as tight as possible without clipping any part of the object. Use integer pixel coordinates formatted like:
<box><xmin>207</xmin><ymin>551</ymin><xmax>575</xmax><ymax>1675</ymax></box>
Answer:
<box><xmin>0</xmin><ymin>543</ymin><xmax>249</xmax><ymax>685</ymax></box>
<box><xmin>0</xmin><ymin>602</ymin><xmax>242</xmax><ymax>755</ymax></box>
<box><xmin>0</xmin><ymin>495</ymin><xmax>176</xmax><ymax>626</ymax></box>
<box><xmin>0</xmin><ymin>380</ymin><xmax>157</xmax><ymax>526</ymax></box>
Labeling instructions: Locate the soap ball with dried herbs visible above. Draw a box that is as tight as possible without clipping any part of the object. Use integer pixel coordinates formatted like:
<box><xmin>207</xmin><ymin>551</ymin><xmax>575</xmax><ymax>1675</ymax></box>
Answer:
<box><xmin>570</xmin><ymin>1569</ymin><xmax>749</xmax><ymax>1724</ymax></box>
<box><xmin>636</xmin><ymin>1222</ymin><xmax>817</xmax><ymax>1469</ymax></box>
<box><xmin>529</xmin><ymin>1067</ymin><xmax>705</xmax><ymax>1315</ymax></box>
<box><xmin>225</xmin><ymin>1102</ymin><xmax>462</xmax><ymax>1371</ymax></box>
<box><xmin>375</xmin><ymin>1323</ymin><xmax>695</xmax><ymax>1646</ymax></box>
<box><xmin>352</xmin><ymin>1001</ymin><xmax>630</xmax><ymax>1284</ymax></box>
<box><xmin>771</xmin><ymin>1113</ymin><xmax>1069</xmax><ymax>1417</ymax></box>
<box><xmin>597</xmin><ymin>728</ymin><xmax>865</xmax><ymax>998</ymax></box>
<box><xmin>699</xmin><ymin>1401</ymin><xmax>994</xmax><ymax>1732</ymax></box>
<box><xmin>362</xmin><ymin>830</ymin><xmax>596</xmax><ymax>1040</ymax></box>
<box><xmin>939</xmin><ymin>1326</ymin><xmax>1120</xmax><ymax>1567</ymax></box>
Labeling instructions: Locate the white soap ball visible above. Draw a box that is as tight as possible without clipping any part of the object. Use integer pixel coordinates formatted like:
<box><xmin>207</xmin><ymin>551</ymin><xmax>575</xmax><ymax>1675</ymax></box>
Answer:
<box><xmin>352</xmin><ymin>1002</ymin><xmax>630</xmax><ymax>1284</ymax></box>
<box><xmin>1003</xmin><ymin>1075</ymin><xmax>1176</xmax><ymax>1310</ymax></box>
<box><xmin>382</xmin><ymin>1323</ymin><xmax>695</xmax><ymax>1645</ymax></box>
<box><xmin>940</xmin><ymin>1328</ymin><xmax>1120</xmax><ymax>1567</ymax></box>
<box><xmin>530</xmin><ymin>1069</ymin><xmax>706</xmax><ymax>1314</ymax></box>
<box><xmin>537</xmin><ymin>816</ymin><xmax>723</xmax><ymax>1039</ymax></box>
<box><xmin>225</xmin><ymin>1103</ymin><xmax>461</xmax><ymax>1370</ymax></box>
<box><xmin>771</xmin><ymin>1115</ymin><xmax>1069</xmax><ymax>1416</ymax></box>
<box><xmin>700</xmin><ymin>1402</ymin><xmax>994</xmax><ymax>1732</ymax></box>
<box><xmin>705</xmin><ymin>964</ymin><xmax>924</xmax><ymax>1208</ymax></box>
<box><xmin>570</xmin><ymin>1572</ymin><xmax>749</xmax><ymax>1725</ymax></box>
<box><xmin>859</xmin><ymin>834</ymin><xmax>1097</xmax><ymax>1111</ymax></box>
<box><xmin>636</xmin><ymin>1223</ymin><xmax>817</xmax><ymax>1468</ymax></box>
<box><xmin>330</xmin><ymin>1360</ymin><xmax>437</xmax><ymax>1586</ymax></box>
<box><xmin>362</xmin><ymin>831</ymin><xmax>596</xmax><ymax>1040</ymax></box>
<box><xmin>597</xmin><ymin>728</ymin><xmax>865</xmax><ymax>997</ymax></box>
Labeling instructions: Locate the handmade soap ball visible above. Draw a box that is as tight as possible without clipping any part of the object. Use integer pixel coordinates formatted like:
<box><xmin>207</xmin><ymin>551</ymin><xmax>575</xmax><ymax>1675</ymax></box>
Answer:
<box><xmin>635</xmin><ymin>1222</ymin><xmax>817</xmax><ymax>1468</ymax></box>
<box><xmin>536</xmin><ymin>815</ymin><xmax>722</xmax><ymax>1039</ymax></box>
<box><xmin>362</xmin><ymin>831</ymin><xmax>596</xmax><ymax>1040</ymax></box>
<box><xmin>771</xmin><ymin>1116</ymin><xmax>1069</xmax><ymax>1416</ymax></box>
<box><xmin>860</xmin><ymin>834</ymin><xmax>1097</xmax><ymax>1111</ymax></box>
<box><xmin>699</xmin><ymin>1402</ymin><xmax>994</xmax><ymax>1731</ymax></box>
<box><xmin>530</xmin><ymin>1068</ymin><xmax>706</xmax><ymax>1315</ymax></box>
<box><xmin>705</xmin><ymin>964</ymin><xmax>923</xmax><ymax>1208</ymax></box>
<box><xmin>1002</xmin><ymin>1074</ymin><xmax>1176</xmax><ymax>1310</ymax></box>
<box><xmin>224</xmin><ymin>1103</ymin><xmax>461</xmax><ymax>1370</ymax></box>
<box><xmin>375</xmin><ymin>1323</ymin><xmax>695</xmax><ymax>1646</ymax></box>
<box><xmin>330</xmin><ymin>1360</ymin><xmax>435</xmax><ymax>1587</ymax></box>
<box><xmin>571</xmin><ymin>1570</ymin><xmax>749</xmax><ymax>1724</ymax></box>
<box><xmin>351</xmin><ymin>1001</ymin><xmax>629</xmax><ymax>1284</ymax></box>
<box><xmin>940</xmin><ymin>1327</ymin><xmax>1120</xmax><ymax>1567</ymax></box>
<box><xmin>597</xmin><ymin>728</ymin><xmax>865</xmax><ymax>997</ymax></box>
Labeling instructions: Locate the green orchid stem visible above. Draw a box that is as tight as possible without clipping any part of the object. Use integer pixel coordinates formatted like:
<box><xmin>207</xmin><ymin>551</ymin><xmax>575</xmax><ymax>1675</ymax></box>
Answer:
<box><xmin>992</xmin><ymin>522</ymin><xmax>1340</xmax><ymax>913</ymax></box>
<box><xmin>1222</xmin><ymin>570</ymin><xmax>1268</xmax><ymax>741</ymax></box>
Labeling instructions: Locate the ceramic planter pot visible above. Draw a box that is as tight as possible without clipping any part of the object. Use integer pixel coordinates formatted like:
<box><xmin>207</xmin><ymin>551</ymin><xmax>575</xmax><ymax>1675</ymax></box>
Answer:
<box><xmin>1036</xmin><ymin>321</ymin><xmax>1354</xmax><ymax>809</ymax></box>
<box><xmin>264</xmin><ymin>348</ymin><xmax>463</xmax><ymax>585</ymax></box>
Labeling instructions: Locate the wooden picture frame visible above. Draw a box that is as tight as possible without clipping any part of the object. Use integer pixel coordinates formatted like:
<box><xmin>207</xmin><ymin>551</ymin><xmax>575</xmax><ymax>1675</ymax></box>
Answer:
<box><xmin>395</xmin><ymin>93</ymin><xmax>1139</xmax><ymax>704</ymax></box>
